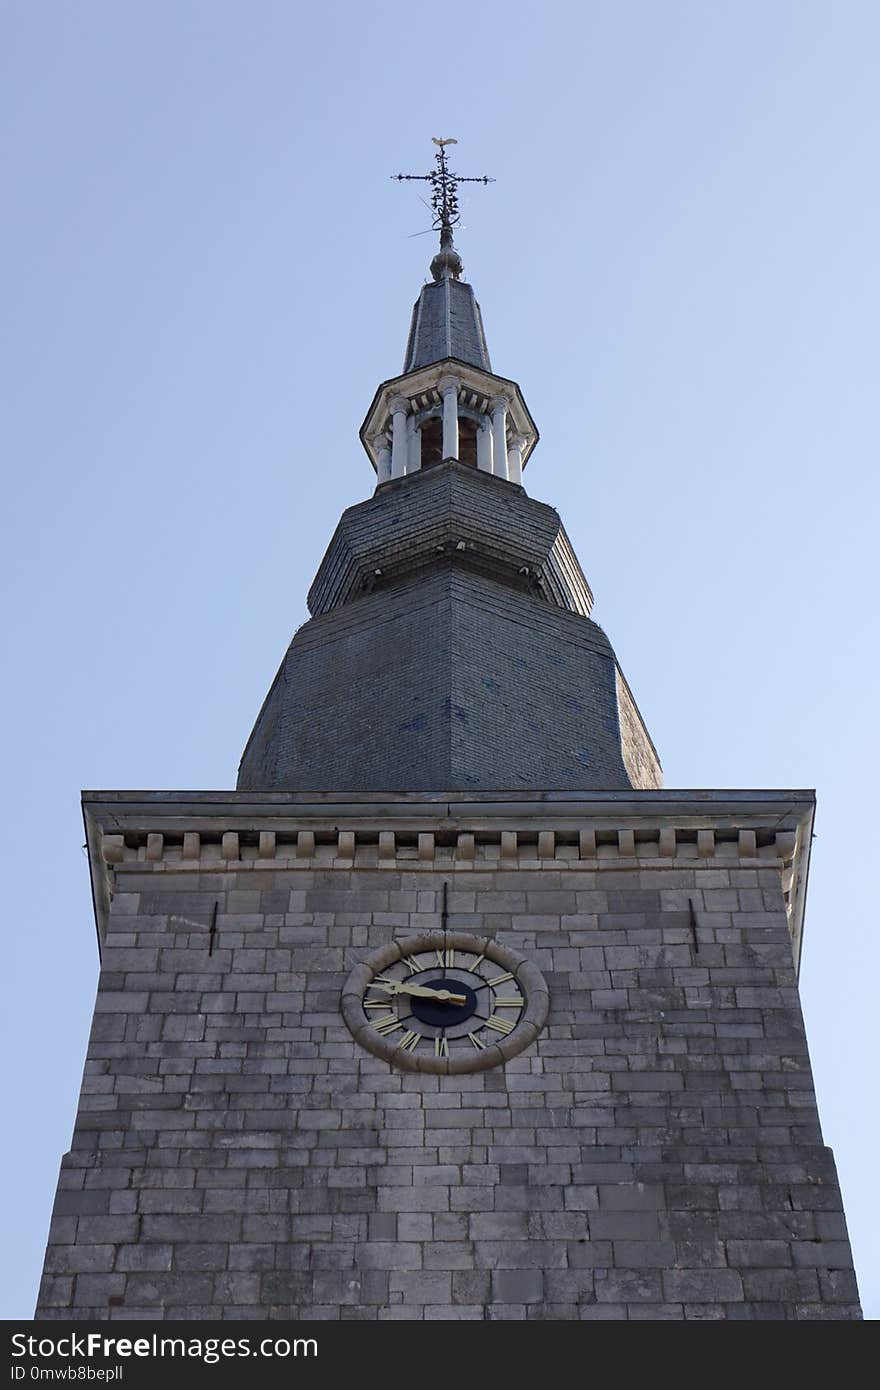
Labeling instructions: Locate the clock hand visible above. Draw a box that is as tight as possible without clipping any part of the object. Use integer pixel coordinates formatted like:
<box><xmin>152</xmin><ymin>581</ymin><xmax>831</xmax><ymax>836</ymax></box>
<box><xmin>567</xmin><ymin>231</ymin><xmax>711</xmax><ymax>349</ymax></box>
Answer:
<box><xmin>378</xmin><ymin>982</ymin><xmax>468</xmax><ymax>1004</ymax></box>
<box><xmin>374</xmin><ymin>981</ymin><xmax>468</xmax><ymax>1005</ymax></box>
<box><xmin>418</xmin><ymin>986</ymin><xmax>468</xmax><ymax>1004</ymax></box>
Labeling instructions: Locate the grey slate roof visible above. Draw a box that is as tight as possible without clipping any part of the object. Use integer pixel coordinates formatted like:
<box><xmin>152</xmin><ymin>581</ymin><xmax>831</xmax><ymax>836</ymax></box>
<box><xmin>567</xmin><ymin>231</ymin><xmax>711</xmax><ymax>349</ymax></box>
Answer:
<box><xmin>238</xmin><ymin>515</ymin><xmax>661</xmax><ymax>794</ymax></box>
<box><xmin>234</xmin><ymin>467</ymin><xmax>658</xmax><ymax>795</ymax></box>
<box><xmin>403</xmin><ymin>277</ymin><xmax>492</xmax><ymax>373</ymax></box>
<box><xmin>308</xmin><ymin>461</ymin><xmax>593</xmax><ymax>619</ymax></box>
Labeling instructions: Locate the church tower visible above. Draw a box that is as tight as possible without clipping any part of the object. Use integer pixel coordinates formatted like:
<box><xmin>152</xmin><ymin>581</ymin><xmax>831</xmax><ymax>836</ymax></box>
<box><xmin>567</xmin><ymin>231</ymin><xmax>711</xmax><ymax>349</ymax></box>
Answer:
<box><xmin>37</xmin><ymin>144</ymin><xmax>861</xmax><ymax>1321</ymax></box>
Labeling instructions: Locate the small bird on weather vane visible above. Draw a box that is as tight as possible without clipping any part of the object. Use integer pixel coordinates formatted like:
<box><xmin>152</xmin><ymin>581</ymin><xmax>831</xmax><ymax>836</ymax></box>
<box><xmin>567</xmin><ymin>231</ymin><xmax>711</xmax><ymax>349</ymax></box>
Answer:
<box><xmin>432</xmin><ymin>137</ymin><xmax>458</xmax><ymax>147</ymax></box>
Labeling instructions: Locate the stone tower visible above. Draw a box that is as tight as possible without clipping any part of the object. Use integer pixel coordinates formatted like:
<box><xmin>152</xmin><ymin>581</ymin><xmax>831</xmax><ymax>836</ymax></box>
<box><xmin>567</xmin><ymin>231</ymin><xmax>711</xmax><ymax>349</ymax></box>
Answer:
<box><xmin>37</xmin><ymin>150</ymin><xmax>861</xmax><ymax>1320</ymax></box>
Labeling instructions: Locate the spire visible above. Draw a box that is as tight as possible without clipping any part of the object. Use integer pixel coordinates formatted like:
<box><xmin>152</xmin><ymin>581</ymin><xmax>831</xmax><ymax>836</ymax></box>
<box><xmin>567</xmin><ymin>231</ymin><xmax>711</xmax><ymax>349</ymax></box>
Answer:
<box><xmin>238</xmin><ymin>141</ymin><xmax>661</xmax><ymax>795</ymax></box>
<box><xmin>394</xmin><ymin>139</ymin><xmax>494</xmax><ymax>372</ymax></box>
<box><xmin>360</xmin><ymin>139</ymin><xmax>537</xmax><ymax>485</ymax></box>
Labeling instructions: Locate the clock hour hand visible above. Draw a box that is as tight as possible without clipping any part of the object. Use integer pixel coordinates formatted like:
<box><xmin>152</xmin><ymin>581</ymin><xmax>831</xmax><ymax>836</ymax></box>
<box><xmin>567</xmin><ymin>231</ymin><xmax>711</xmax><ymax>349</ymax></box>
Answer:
<box><xmin>374</xmin><ymin>980</ymin><xmax>467</xmax><ymax>1005</ymax></box>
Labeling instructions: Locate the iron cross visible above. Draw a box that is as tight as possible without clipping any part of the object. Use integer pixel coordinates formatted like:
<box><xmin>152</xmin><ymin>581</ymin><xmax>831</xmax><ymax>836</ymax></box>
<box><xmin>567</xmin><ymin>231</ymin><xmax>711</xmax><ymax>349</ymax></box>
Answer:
<box><xmin>392</xmin><ymin>138</ymin><xmax>494</xmax><ymax>238</ymax></box>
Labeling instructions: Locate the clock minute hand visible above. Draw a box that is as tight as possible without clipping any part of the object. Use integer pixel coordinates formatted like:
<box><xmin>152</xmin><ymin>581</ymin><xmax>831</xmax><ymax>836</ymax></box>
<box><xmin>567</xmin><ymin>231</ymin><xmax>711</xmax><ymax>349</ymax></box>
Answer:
<box><xmin>375</xmin><ymin>981</ymin><xmax>467</xmax><ymax>1005</ymax></box>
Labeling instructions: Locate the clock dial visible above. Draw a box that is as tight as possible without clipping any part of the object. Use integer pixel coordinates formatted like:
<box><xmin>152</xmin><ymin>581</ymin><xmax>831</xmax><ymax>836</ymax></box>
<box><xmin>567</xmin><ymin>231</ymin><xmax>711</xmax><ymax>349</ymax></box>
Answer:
<box><xmin>341</xmin><ymin>933</ymin><xmax>549</xmax><ymax>1074</ymax></box>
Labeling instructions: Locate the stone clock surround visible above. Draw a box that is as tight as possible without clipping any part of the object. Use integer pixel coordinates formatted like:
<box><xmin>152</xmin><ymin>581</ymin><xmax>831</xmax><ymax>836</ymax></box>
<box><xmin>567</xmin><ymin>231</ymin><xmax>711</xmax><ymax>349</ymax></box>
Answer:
<box><xmin>341</xmin><ymin>935</ymin><xmax>551</xmax><ymax>1074</ymax></box>
<box><xmin>35</xmin><ymin>787</ymin><xmax>861</xmax><ymax>1320</ymax></box>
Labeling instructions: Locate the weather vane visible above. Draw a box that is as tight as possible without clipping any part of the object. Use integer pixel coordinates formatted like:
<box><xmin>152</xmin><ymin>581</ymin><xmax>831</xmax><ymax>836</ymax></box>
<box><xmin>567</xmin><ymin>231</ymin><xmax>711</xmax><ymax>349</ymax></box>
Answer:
<box><xmin>392</xmin><ymin>138</ymin><xmax>495</xmax><ymax>247</ymax></box>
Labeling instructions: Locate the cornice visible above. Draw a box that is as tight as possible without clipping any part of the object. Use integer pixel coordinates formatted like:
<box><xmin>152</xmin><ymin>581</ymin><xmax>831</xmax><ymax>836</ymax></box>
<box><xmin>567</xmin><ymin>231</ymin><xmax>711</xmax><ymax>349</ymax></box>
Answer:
<box><xmin>83</xmin><ymin>789</ymin><xmax>814</xmax><ymax>974</ymax></box>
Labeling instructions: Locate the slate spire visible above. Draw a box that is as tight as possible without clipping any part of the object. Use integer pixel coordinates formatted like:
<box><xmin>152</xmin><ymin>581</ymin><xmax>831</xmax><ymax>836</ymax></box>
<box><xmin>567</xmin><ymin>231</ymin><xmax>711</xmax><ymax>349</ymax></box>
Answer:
<box><xmin>403</xmin><ymin>236</ymin><xmax>492</xmax><ymax>374</ymax></box>
<box><xmin>236</xmin><ymin>144</ymin><xmax>662</xmax><ymax>794</ymax></box>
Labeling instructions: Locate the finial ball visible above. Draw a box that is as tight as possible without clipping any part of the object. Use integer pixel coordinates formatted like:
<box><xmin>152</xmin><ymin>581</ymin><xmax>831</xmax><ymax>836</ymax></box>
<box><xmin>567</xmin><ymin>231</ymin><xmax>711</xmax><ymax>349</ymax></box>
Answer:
<box><xmin>431</xmin><ymin>242</ymin><xmax>464</xmax><ymax>281</ymax></box>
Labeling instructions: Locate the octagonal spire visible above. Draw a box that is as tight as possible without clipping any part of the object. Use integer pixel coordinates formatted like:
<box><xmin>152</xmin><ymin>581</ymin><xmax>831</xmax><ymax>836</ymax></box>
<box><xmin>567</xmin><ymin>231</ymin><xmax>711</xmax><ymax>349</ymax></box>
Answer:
<box><xmin>403</xmin><ymin>265</ymin><xmax>492</xmax><ymax>374</ymax></box>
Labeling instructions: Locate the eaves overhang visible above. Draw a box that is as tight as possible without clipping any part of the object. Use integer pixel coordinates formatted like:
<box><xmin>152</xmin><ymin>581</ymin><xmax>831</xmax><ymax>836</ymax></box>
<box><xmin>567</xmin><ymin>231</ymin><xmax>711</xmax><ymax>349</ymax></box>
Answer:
<box><xmin>83</xmin><ymin>787</ymin><xmax>814</xmax><ymax>974</ymax></box>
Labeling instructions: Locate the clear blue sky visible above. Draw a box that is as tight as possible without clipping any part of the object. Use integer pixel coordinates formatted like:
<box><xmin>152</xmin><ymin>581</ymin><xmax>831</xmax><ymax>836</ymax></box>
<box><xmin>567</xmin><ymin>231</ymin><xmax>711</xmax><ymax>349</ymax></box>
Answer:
<box><xmin>2</xmin><ymin>1</ymin><xmax>877</xmax><ymax>1319</ymax></box>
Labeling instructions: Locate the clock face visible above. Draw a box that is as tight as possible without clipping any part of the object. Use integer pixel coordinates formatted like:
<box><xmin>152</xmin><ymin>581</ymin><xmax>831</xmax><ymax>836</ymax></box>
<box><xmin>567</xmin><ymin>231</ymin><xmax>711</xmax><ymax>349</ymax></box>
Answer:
<box><xmin>341</xmin><ymin>933</ymin><xmax>549</xmax><ymax>1074</ymax></box>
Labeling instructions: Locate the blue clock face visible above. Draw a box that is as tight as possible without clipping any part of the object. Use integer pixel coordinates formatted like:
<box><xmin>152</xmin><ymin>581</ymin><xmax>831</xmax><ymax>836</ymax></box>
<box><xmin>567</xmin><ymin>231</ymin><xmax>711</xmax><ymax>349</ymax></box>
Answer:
<box><xmin>342</xmin><ymin>933</ymin><xmax>549</xmax><ymax>1075</ymax></box>
<box><xmin>363</xmin><ymin>942</ymin><xmax>527</xmax><ymax>1060</ymax></box>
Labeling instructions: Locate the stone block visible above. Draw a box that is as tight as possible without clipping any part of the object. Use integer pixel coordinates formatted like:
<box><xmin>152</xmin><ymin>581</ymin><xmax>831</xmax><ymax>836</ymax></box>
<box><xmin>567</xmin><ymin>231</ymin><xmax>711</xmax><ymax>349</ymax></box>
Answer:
<box><xmin>791</xmin><ymin>1241</ymin><xmax>855</xmax><ymax>1269</ymax></box>
<box><xmin>491</xmin><ymin>1269</ymin><xmax>543</xmax><ymax>1303</ymax></box>
<box><xmin>662</xmin><ymin>1269</ymin><xmax>744</xmax><ymax>1301</ymax></box>
<box><xmin>469</xmin><ymin>1213</ymin><xmax>530</xmax><ymax>1240</ymax></box>
<box><xmin>595</xmin><ymin>1270</ymin><xmax>662</xmax><ymax>1303</ymax></box>
<box><xmin>388</xmin><ymin>1271</ymin><xmax>451</xmax><ymax>1303</ymax></box>
<box><xmin>612</xmin><ymin>1240</ymin><xmax>676</xmax><ymax>1267</ymax></box>
<box><xmin>357</xmin><ymin>1243</ymin><xmax>422</xmax><ymax>1270</ymax></box>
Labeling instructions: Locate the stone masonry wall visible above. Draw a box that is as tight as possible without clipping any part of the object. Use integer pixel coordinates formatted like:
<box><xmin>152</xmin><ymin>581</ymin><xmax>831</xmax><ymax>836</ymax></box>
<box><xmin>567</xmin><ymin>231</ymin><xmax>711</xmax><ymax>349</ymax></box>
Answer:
<box><xmin>36</xmin><ymin>852</ymin><xmax>861</xmax><ymax>1320</ymax></box>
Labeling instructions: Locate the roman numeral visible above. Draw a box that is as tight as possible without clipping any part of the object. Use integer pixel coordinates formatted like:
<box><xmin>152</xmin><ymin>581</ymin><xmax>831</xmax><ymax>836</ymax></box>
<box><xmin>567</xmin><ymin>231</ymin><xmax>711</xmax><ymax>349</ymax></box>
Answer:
<box><xmin>486</xmin><ymin>1014</ymin><xmax>515</xmax><ymax>1035</ymax></box>
<box><xmin>468</xmin><ymin>1032</ymin><xmax>486</xmax><ymax>1050</ymax></box>
<box><xmin>374</xmin><ymin>1015</ymin><xmax>403</xmax><ymax>1035</ymax></box>
<box><xmin>435</xmin><ymin>947</ymin><xmax>455</xmax><ymax>968</ymax></box>
<box><xmin>488</xmin><ymin>971</ymin><xmax>514</xmax><ymax>986</ymax></box>
<box><xmin>398</xmin><ymin>1030</ymin><xmax>421</xmax><ymax>1052</ymax></box>
<box><xmin>403</xmin><ymin>955</ymin><xmax>424</xmax><ymax>974</ymax></box>
<box><xmin>493</xmin><ymin>998</ymin><xmax>523</xmax><ymax>1009</ymax></box>
<box><xmin>435</xmin><ymin>1037</ymin><xmax>449</xmax><ymax>1058</ymax></box>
